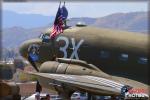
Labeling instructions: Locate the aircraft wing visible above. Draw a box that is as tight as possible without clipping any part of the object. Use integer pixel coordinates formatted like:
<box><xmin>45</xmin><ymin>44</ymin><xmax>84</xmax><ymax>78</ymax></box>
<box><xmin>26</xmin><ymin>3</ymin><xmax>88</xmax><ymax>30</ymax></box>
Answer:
<box><xmin>27</xmin><ymin>72</ymin><xmax>126</xmax><ymax>96</ymax></box>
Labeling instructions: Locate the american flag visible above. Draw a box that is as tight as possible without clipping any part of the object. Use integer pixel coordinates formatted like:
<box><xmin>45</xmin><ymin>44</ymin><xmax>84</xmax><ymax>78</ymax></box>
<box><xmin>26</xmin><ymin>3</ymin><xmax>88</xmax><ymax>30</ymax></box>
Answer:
<box><xmin>50</xmin><ymin>6</ymin><xmax>63</xmax><ymax>39</ymax></box>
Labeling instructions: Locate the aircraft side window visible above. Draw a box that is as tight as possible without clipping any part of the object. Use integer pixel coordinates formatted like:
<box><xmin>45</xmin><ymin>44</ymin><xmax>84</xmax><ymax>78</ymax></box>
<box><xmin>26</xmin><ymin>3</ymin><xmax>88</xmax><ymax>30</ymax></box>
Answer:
<box><xmin>39</xmin><ymin>33</ymin><xmax>44</xmax><ymax>39</ymax></box>
<box><xmin>119</xmin><ymin>53</ymin><xmax>128</xmax><ymax>61</ymax></box>
<box><xmin>138</xmin><ymin>57</ymin><xmax>147</xmax><ymax>64</ymax></box>
<box><xmin>39</xmin><ymin>33</ymin><xmax>50</xmax><ymax>43</ymax></box>
<box><xmin>99</xmin><ymin>50</ymin><xmax>110</xmax><ymax>59</ymax></box>
<box><xmin>80</xmin><ymin>92</ymin><xmax>86</xmax><ymax>96</ymax></box>
<box><xmin>39</xmin><ymin>33</ymin><xmax>50</xmax><ymax>39</ymax></box>
<box><xmin>44</xmin><ymin>34</ymin><xmax>50</xmax><ymax>39</ymax></box>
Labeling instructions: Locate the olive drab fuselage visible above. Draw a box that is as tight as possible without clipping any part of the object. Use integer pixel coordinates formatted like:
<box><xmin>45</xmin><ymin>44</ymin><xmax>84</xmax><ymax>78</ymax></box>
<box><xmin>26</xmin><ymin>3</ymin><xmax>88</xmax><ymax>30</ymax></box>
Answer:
<box><xmin>19</xmin><ymin>26</ymin><xmax>148</xmax><ymax>84</ymax></box>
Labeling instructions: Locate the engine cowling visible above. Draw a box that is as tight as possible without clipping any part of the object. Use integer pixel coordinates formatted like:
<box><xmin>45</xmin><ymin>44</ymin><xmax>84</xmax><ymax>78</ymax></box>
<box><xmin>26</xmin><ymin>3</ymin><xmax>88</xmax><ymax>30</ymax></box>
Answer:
<box><xmin>39</xmin><ymin>58</ymin><xmax>109</xmax><ymax>78</ymax></box>
<box><xmin>38</xmin><ymin>58</ymin><xmax>112</xmax><ymax>99</ymax></box>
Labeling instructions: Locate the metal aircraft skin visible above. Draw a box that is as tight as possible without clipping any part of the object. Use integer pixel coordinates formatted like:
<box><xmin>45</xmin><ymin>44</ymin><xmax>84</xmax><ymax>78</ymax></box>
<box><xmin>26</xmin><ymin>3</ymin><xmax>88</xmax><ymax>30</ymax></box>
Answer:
<box><xmin>19</xmin><ymin>25</ymin><xmax>149</xmax><ymax>99</ymax></box>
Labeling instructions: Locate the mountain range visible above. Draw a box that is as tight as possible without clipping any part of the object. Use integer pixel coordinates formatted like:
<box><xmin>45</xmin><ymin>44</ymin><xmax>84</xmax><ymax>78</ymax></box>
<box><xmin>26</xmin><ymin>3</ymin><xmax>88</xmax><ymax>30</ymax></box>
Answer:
<box><xmin>2</xmin><ymin>11</ymin><xmax>148</xmax><ymax>48</ymax></box>
<box><xmin>3</xmin><ymin>10</ymin><xmax>54</xmax><ymax>29</ymax></box>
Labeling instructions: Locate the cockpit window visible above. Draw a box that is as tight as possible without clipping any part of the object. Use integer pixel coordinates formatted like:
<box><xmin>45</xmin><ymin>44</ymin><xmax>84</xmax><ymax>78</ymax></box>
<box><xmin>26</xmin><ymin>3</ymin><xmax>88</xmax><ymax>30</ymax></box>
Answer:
<box><xmin>44</xmin><ymin>35</ymin><xmax>50</xmax><ymax>39</ymax></box>
<box><xmin>99</xmin><ymin>50</ymin><xmax>110</xmax><ymax>59</ymax></box>
<box><xmin>138</xmin><ymin>57</ymin><xmax>148</xmax><ymax>64</ymax></box>
<box><xmin>39</xmin><ymin>33</ymin><xmax>44</xmax><ymax>39</ymax></box>
<box><xmin>39</xmin><ymin>33</ymin><xmax>50</xmax><ymax>43</ymax></box>
<box><xmin>119</xmin><ymin>53</ymin><xmax>128</xmax><ymax>61</ymax></box>
<box><xmin>39</xmin><ymin>33</ymin><xmax>50</xmax><ymax>39</ymax></box>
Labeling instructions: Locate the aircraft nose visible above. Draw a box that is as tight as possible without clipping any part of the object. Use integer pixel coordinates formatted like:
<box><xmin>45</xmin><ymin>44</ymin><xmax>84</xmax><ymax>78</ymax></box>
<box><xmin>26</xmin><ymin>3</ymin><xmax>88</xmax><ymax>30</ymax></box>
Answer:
<box><xmin>19</xmin><ymin>38</ymin><xmax>42</xmax><ymax>60</ymax></box>
<box><xmin>19</xmin><ymin>38</ymin><xmax>55</xmax><ymax>66</ymax></box>
<box><xmin>19</xmin><ymin>38</ymin><xmax>43</xmax><ymax>72</ymax></box>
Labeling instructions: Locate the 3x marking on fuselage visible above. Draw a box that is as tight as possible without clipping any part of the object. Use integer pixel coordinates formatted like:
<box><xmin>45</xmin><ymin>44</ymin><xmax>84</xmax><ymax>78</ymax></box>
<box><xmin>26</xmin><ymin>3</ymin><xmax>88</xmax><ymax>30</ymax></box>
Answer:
<box><xmin>27</xmin><ymin>35</ymin><xmax>84</xmax><ymax>60</ymax></box>
<box><xmin>56</xmin><ymin>36</ymin><xmax>84</xmax><ymax>59</ymax></box>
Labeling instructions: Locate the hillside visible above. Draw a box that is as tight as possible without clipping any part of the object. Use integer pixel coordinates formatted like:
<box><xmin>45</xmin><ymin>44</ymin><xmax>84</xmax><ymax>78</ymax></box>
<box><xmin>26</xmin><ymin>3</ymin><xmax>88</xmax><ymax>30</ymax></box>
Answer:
<box><xmin>3</xmin><ymin>10</ymin><xmax>54</xmax><ymax>28</ymax></box>
<box><xmin>2</xmin><ymin>26</ymin><xmax>48</xmax><ymax>48</ymax></box>
<box><xmin>92</xmin><ymin>12</ymin><xmax>148</xmax><ymax>33</ymax></box>
<box><xmin>2</xmin><ymin>11</ymin><xmax>148</xmax><ymax>48</ymax></box>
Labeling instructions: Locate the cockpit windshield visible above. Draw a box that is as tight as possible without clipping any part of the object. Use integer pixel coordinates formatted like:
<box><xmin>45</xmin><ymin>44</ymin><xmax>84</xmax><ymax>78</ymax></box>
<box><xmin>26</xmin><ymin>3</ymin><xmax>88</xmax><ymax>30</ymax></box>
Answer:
<box><xmin>39</xmin><ymin>33</ymin><xmax>50</xmax><ymax>43</ymax></box>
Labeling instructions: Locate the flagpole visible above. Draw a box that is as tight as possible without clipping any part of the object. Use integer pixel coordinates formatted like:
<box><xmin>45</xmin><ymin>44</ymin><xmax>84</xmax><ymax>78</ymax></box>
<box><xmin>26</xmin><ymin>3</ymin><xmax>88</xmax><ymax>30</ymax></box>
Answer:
<box><xmin>51</xmin><ymin>1</ymin><xmax>62</xmax><ymax>59</ymax></box>
<box><xmin>53</xmin><ymin>1</ymin><xmax>61</xmax><ymax>24</ymax></box>
<box><xmin>64</xmin><ymin>1</ymin><xmax>65</xmax><ymax>6</ymax></box>
<box><xmin>59</xmin><ymin>1</ymin><xmax>61</xmax><ymax>8</ymax></box>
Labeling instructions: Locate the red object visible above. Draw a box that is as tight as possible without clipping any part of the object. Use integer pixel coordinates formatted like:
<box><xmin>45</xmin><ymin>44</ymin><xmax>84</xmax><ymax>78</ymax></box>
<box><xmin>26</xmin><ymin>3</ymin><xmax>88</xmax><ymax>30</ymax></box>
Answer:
<box><xmin>50</xmin><ymin>6</ymin><xmax>63</xmax><ymax>39</ymax></box>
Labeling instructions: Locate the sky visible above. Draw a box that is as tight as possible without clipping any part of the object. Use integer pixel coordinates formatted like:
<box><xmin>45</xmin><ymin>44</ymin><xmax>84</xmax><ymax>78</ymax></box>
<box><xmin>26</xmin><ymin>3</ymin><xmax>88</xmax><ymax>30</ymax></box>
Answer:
<box><xmin>2</xmin><ymin>2</ymin><xmax>148</xmax><ymax>18</ymax></box>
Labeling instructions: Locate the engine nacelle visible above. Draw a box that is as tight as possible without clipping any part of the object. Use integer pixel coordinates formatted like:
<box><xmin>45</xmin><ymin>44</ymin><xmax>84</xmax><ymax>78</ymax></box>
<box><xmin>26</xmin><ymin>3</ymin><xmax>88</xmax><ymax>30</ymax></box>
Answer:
<box><xmin>39</xmin><ymin>58</ymin><xmax>109</xmax><ymax>78</ymax></box>
<box><xmin>37</xmin><ymin>59</ymin><xmax>123</xmax><ymax>99</ymax></box>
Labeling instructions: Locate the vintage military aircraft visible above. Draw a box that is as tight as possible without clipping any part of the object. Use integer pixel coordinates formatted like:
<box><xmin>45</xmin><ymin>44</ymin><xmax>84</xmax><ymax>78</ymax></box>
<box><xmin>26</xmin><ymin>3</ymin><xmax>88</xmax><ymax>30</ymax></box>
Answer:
<box><xmin>19</xmin><ymin>23</ymin><xmax>149</xmax><ymax>99</ymax></box>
